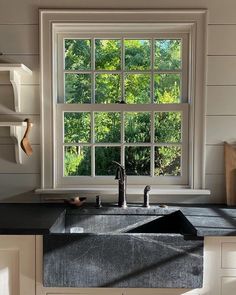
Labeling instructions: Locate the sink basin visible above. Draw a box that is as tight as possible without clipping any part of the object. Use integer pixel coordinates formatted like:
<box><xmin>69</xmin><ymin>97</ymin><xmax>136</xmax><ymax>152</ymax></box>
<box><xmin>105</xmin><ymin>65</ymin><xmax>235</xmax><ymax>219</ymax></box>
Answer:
<box><xmin>125</xmin><ymin>210</ymin><xmax>197</xmax><ymax>236</ymax></box>
<box><xmin>63</xmin><ymin>208</ymin><xmax>197</xmax><ymax>237</ymax></box>
<box><xmin>44</xmin><ymin>206</ymin><xmax>203</xmax><ymax>288</ymax></box>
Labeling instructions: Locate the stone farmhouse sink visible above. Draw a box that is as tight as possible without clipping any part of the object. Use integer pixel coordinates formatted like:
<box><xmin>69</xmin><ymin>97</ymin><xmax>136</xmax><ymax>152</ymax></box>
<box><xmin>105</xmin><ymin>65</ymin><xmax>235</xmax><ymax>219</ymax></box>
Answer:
<box><xmin>43</xmin><ymin>206</ymin><xmax>203</xmax><ymax>288</ymax></box>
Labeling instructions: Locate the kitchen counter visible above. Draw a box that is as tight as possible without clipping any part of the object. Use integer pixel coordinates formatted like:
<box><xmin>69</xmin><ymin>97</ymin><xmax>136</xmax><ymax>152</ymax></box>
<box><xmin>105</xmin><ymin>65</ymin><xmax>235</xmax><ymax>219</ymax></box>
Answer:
<box><xmin>0</xmin><ymin>203</ymin><xmax>65</xmax><ymax>234</ymax></box>
<box><xmin>0</xmin><ymin>203</ymin><xmax>235</xmax><ymax>236</ymax></box>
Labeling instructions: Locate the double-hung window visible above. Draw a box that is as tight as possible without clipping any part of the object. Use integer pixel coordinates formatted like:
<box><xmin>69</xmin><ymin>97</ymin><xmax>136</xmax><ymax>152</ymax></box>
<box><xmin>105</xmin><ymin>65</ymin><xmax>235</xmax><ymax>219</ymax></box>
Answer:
<box><xmin>40</xmin><ymin>10</ymin><xmax>207</xmax><ymax>192</ymax></box>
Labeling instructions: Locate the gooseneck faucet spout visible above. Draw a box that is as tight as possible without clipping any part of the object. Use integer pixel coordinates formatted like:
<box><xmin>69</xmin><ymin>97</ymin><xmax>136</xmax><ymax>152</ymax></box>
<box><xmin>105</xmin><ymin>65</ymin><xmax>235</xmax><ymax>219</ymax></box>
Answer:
<box><xmin>112</xmin><ymin>161</ymin><xmax>127</xmax><ymax>208</ymax></box>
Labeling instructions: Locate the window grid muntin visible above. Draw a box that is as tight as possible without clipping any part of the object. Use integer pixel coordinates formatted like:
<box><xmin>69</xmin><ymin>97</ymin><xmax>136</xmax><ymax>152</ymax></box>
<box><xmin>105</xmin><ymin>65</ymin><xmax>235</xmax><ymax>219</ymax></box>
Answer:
<box><xmin>62</xmin><ymin>37</ymin><xmax>184</xmax><ymax>104</ymax></box>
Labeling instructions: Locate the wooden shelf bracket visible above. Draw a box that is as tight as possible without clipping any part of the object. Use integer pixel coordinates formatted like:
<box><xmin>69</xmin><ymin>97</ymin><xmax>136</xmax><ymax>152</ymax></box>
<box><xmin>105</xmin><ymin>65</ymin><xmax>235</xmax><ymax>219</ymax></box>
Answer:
<box><xmin>0</xmin><ymin>64</ymin><xmax>32</xmax><ymax>112</ymax></box>
<box><xmin>0</xmin><ymin>121</ymin><xmax>32</xmax><ymax>164</ymax></box>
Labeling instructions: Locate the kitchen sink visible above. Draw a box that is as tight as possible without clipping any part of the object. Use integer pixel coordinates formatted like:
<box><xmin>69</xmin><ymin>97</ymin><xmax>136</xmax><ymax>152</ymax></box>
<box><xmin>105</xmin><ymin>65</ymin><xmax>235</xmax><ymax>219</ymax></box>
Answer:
<box><xmin>64</xmin><ymin>210</ymin><xmax>197</xmax><ymax>237</ymax></box>
<box><xmin>44</xmin><ymin>205</ymin><xmax>203</xmax><ymax>288</ymax></box>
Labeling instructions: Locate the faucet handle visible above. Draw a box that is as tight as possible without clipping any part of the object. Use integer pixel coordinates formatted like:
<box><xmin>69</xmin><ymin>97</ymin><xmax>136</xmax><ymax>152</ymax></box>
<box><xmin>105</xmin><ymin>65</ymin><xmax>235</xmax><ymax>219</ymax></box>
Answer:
<box><xmin>143</xmin><ymin>185</ymin><xmax>151</xmax><ymax>208</ymax></box>
<box><xmin>95</xmin><ymin>195</ymin><xmax>102</xmax><ymax>208</ymax></box>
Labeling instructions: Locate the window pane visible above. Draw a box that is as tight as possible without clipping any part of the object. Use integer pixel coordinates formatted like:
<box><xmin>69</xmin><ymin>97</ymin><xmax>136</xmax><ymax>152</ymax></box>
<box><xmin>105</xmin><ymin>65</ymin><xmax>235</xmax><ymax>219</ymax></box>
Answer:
<box><xmin>154</xmin><ymin>146</ymin><xmax>181</xmax><ymax>176</ymax></box>
<box><xmin>65</xmin><ymin>73</ymin><xmax>91</xmax><ymax>103</ymax></box>
<box><xmin>95</xmin><ymin>39</ymin><xmax>121</xmax><ymax>70</ymax></box>
<box><xmin>95</xmin><ymin>74</ymin><xmax>121</xmax><ymax>103</ymax></box>
<box><xmin>64</xmin><ymin>146</ymin><xmax>91</xmax><ymax>176</ymax></box>
<box><xmin>155</xmin><ymin>112</ymin><xmax>181</xmax><ymax>143</ymax></box>
<box><xmin>95</xmin><ymin>147</ymin><xmax>120</xmax><ymax>175</ymax></box>
<box><xmin>125</xmin><ymin>74</ymin><xmax>151</xmax><ymax>103</ymax></box>
<box><xmin>155</xmin><ymin>39</ymin><xmax>181</xmax><ymax>70</ymax></box>
<box><xmin>125</xmin><ymin>39</ymin><xmax>151</xmax><ymax>70</ymax></box>
<box><xmin>65</xmin><ymin>39</ymin><xmax>91</xmax><ymax>70</ymax></box>
<box><xmin>95</xmin><ymin>112</ymin><xmax>121</xmax><ymax>143</ymax></box>
<box><xmin>154</xmin><ymin>73</ymin><xmax>181</xmax><ymax>103</ymax></box>
<box><xmin>125</xmin><ymin>147</ymin><xmax>150</xmax><ymax>175</ymax></box>
<box><xmin>125</xmin><ymin>112</ymin><xmax>151</xmax><ymax>143</ymax></box>
<box><xmin>64</xmin><ymin>112</ymin><xmax>91</xmax><ymax>143</ymax></box>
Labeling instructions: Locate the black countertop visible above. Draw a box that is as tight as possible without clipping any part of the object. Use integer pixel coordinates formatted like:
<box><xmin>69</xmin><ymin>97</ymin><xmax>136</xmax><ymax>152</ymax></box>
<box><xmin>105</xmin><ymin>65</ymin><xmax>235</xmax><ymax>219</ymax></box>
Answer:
<box><xmin>0</xmin><ymin>203</ymin><xmax>236</xmax><ymax>236</ymax></box>
<box><xmin>0</xmin><ymin>204</ymin><xmax>65</xmax><ymax>234</ymax></box>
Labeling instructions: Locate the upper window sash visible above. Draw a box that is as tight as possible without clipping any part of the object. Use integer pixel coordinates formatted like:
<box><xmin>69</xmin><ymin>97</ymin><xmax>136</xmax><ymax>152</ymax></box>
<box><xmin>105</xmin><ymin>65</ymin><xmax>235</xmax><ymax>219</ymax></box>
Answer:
<box><xmin>56</xmin><ymin>31</ymin><xmax>189</xmax><ymax>104</ymax></box>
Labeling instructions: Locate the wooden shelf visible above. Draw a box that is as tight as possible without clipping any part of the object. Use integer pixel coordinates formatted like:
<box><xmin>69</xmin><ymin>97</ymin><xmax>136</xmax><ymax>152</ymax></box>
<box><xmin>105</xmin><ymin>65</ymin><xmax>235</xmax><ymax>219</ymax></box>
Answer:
<box><xmin>0</xmin><ymin>122</ymin><xmax>27</xmax><ymax>127</ymax></box>
<box><xmin>0</xmin><ymin>121</ymin><xmax>31</xmax><ymax>164</ymax></box>
<box><xmin>0</xmin><ymin>63</ymin><xmax>32</xmax><ymax>112</ymax></box>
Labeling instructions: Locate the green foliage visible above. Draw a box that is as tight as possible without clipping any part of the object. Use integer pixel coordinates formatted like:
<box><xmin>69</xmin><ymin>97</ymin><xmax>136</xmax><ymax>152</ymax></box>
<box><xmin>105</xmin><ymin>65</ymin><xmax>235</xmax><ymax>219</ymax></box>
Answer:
<box><xmin>125</xmin><ymin>74</ymin><xmax>151</xmax><ymax>103</ymax></box>
<box><xmin>65</xmin><ymin>39</ymin><xmax>91</xmax><ymax>70</ymax></box>
<box><xmin>64</xmin><ymin>112</ymin><xmax>91</xmax><ymax>143</ymax></box>
<box><xmin>125</xmin><ymin>40</ymin><xmax>151</xmax><ymax>70</ymax></box>
<box><xmin>95</xmin><ymin>147</ymin><xmax>120</xmax><ymax>175</ymax></box>
<box><xmin>95</xmin><ymin>39</ymin><xmax>121</xmax><ymax>70</ymax></box>
<box><xmin>155</xmin><ymin>112</ymin><xmax>181</xmax><ymax>143</ymax></box>
<box><xmin>125</xmin><ymin>112</ymin><xmax>150</xmax><ymax>143</ymax></box>
<box><xmin>65</xmin><ymin>74</ymin><xmax>91</xmax><ymax>103</ymax></box>
<box><xmin>154</xmin><ymin>74</ymin><xmax>180</xmax><ymax>103</ymax></box>
<box><xmin>155</xmin><ymin>39</ymin><xmax>181</xmax><ymax>70</ymax></box>
<box><xmin>95</xmin><ymin>112</ymin><xmax>121</xmax><ymax>143</ymax></box>
<box><xmin>95</xmin><ymin>74</ymin><xmax>121</xmax><ymax>103</ymax></box>
<box><xmin>63</xmin><ymin>38</ymin><xmax>183</xmax><ymax>177</ymax></box>
<box><xmin>125</xmin><ymin>147</ymin><xmax>150</xmax><ymax>175</ymax></box>
<box><xmin>65</xmin><ymin>146</ymin><xmax>91</xmax><ymax>176</ymax></box>
<box><xmin>155</xmin><ymin>146</ymin><xmax>181</xmax><ymax>176</ymax></box>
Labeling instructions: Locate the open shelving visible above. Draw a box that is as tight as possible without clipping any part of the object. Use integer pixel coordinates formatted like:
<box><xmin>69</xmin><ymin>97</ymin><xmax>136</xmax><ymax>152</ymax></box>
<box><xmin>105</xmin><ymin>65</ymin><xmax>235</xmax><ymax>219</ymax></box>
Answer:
<box><xmin>0</xmin><ymin>121</ymin><xmax>31</xmax><ymax>164</ymax></box>
<box><xmin>0</xmin><ymin>63</ymin><xmax>32</xmax><ymax>112</ymax></box>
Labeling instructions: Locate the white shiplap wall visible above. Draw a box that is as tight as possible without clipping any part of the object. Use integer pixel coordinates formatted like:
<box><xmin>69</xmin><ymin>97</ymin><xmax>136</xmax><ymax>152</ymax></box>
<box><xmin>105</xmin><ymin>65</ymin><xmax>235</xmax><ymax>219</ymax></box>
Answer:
<box><xmin>0</xmin><ymin>0</ymin><xmax>235</xmax><ymax>203</ymax></box>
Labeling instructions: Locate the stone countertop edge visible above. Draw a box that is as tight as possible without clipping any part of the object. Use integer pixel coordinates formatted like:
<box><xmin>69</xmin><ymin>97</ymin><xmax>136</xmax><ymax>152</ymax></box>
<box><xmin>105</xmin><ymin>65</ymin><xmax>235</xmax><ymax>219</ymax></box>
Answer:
<box><xmin>0</xmin><ymin>203</ymin><xmax>235</xmax><ymax>236</ymax></box>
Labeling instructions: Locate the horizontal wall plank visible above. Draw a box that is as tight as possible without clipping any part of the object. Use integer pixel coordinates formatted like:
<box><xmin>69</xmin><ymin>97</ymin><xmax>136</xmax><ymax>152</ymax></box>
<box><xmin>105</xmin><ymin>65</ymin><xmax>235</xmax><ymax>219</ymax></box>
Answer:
<box><xmin>0</xmin><ymin>173</ymin><xmax>40</xmax><ymax>202</ymax></box>
<box><xmin>205</xmin><ymin>174</ymin><xmax>226</xmax><ymax>203</ymax></box>
<box><xmin>0</xmin><ymin>115</ymin><xmax>40</xmax><ymax>144</ymax></box>
<box><xmin>0</xmin><ymin>0</ymin><xmax>235</xmax><ymax>25</ymax></box>
<box><xmin>0</xmin><ymin>25</ymin><xmax>38</xmax><ymax>54</ymax></box>
<box><xmin>0</xmin><ymin>55</ymin><xmax>39</xmax><ymax>84</ymax></box>
<box><xmin>206</xmin><ymin>145</ymin><xmax>224</xmax><ymax>174</ymax></box>
<box><xmin>0</xmin><ymin>0</ymin><xmax>236</xmax><ymax>25</ymax></box>
<box><xmin>0</xmin><ymin>144</ymin><xmax>40</xmax><ymax>173</ymax></box>
<box><xmin>206</xmin><ymin>116</ymin><xmax>236</xmax><ymax>144</ymax></box>
<box><xmin>207</xmin><ymin>86</ymin><xmax>236</xmax><ymax>115</ymax></box>
<box><xmin>0</xmin><ymin>0</ymin><xmax>39</xmax><ymax>24</ymax></box>
<box><xmin>0</xmin><ymin>85</ymin><xmax>40</xmax><ymax>114</ymax></box>
<box><xmin>207</xmin><ymin>56</ymin><xmax>236</xmax><ymax>85</ymax></box>
<box><xmin>208</xmin><ymin>25</ymin><xmax>236</xmax><ymax>55</ymax></box>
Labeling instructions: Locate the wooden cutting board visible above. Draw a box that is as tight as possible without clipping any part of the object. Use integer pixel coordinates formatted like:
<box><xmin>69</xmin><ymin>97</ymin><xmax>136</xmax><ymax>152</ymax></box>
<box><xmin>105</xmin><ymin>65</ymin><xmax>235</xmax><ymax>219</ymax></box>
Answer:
<box><xmin>224</xmin><ymin>142</ymin><xmax>236</xmax><ymax>205</ymax></box>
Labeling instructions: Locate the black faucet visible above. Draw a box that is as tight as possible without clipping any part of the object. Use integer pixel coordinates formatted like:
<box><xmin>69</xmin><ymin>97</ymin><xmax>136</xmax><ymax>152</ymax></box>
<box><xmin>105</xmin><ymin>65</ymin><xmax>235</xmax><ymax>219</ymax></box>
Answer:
<box><xmin>143</xmin><ymin>185</ymin><xmax>151</xmax><ymax>208</ymax></box>
<box><xmin>112</xmin><ymin>161</ymin><xmax>127</xmax><ymax>208</ymax></box>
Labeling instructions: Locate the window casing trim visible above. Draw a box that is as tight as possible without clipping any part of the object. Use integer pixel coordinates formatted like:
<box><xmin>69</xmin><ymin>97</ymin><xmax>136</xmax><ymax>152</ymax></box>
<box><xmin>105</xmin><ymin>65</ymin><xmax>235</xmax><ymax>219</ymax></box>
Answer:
<box><xmin>40</xmin><ymin>9</ymin><xmax>207</xmax><ymax>191</ymax></box>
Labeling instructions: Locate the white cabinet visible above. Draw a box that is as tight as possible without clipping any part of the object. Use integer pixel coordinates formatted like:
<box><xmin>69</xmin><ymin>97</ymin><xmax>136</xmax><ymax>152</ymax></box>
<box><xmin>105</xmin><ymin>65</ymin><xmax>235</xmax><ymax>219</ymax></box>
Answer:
<box><xmin>203</xmin><ymin>237</ymin><xmax>236</xmax><ymax>295</ymax></box>
<box><xmin>0</xmin><ymin>235</ymin><xmax>35</xmax><ymax>295</ymax></box>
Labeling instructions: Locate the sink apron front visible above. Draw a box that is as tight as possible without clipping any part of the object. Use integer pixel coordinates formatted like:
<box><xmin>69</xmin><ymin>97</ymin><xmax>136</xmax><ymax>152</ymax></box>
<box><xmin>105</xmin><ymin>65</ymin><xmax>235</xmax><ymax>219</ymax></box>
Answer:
<box><xmin>43</xmin><ymin>233</ymin><xmax>203</xmax><ymax>288</ymax></box>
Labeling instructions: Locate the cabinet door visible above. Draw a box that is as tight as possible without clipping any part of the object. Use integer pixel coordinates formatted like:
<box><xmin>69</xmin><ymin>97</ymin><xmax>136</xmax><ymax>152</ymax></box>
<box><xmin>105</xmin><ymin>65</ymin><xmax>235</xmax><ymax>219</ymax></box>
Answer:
<box><xmin>124</xmin><ymin>289</ymin><xmax>200</xmax><ymax>295</ymax></box>
<box><xmin>203</xmin><ymin>237</ymin><xmax>236</xmax><ymax>295</ymax></box>
<box><xmin>0</xmin><ymin>235</ymin><xmax>35</xmax><ymax>295</ymax></box>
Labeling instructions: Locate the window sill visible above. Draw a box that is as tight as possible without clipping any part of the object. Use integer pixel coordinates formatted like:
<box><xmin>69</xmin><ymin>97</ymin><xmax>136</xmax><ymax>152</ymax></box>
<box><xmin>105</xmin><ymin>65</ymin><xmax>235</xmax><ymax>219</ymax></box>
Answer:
<box><xmin>35</xmin><ymin>187</ymin><xmax>211</xmax><ymax>196</ymax></box>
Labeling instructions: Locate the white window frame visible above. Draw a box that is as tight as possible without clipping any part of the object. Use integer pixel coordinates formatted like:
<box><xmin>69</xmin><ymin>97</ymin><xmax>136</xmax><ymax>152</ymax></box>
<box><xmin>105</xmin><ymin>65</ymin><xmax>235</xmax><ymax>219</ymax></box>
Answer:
<box><xmin>39</xmin><ymin>9</ymin><xmax>208</xmax><ymax>195</ymax></box>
